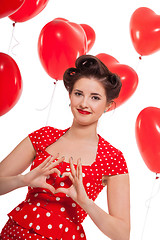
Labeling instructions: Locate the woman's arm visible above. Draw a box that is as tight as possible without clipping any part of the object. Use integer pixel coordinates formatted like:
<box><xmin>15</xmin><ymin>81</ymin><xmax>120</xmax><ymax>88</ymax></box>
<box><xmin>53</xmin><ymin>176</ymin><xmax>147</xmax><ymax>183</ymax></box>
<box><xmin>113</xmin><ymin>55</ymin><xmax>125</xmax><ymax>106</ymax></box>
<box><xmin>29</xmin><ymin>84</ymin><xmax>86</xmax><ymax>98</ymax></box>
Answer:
<box><xmin>0</xmin><ymin>136</ymin><xmax>36</xmax><ymax>195</ymax></box>
<box><xmin>0</xmin><ymin>136</ymin><xmax>65</xmax><ymax>195</ymax></box>
<box><xmin>82</xmin><ymin>173</ymin><xmax>130</xmax><ymax>240</ymax></box>
<box><xmin>56</xmin><ymin>159</ymin><xmax>130</xmax><ymax>240</ymax></box>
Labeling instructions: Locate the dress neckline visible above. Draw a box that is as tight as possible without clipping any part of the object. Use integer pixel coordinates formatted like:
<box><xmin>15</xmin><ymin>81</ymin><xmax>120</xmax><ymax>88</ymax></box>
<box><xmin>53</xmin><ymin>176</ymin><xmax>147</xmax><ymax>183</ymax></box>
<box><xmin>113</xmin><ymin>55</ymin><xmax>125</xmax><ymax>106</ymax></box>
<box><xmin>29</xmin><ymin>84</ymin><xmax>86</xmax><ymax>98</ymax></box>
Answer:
<box><xmin>43</xmin><ymin>127</ymin><xmax>101</xmax><ymax>167</ymax></box>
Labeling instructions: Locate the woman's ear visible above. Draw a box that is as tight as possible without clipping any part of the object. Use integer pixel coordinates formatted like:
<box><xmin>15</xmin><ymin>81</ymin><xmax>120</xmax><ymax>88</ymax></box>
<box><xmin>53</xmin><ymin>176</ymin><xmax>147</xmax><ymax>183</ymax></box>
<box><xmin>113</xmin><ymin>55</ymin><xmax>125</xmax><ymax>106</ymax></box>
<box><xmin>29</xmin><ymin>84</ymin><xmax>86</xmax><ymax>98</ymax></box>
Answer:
<box><xmin>104</xmin><ymin>101</ymin><xmax>114</xmax><ymax>112</ymax></box>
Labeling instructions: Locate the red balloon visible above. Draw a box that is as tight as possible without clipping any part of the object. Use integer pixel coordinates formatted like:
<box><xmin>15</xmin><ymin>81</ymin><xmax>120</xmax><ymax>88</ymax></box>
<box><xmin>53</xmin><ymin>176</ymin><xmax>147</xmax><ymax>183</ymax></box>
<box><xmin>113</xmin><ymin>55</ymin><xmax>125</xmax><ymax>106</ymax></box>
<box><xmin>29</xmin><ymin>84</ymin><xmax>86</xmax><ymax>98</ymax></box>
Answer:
<box><xmin>96</xmin><ymin>53</ymin><xmax>138</xmax><ymax>110</ymax></box>
<box><xmin>135</xmin><ymin>107</ymin><xmax>160</xmax><ymax>173</ymax></box>
<box><xmin>80</xmin><ymin>24</ymin><xmax>96</xmax><ymax>52</ymax></box>
<box><xmin>0</xmin><ymin>0</ymin><xmax>24</xmax><ymax>19</ymax></box>
<box><xmin>9</xmin><ymin>0</ymin><xmax>49</xmax><ymax>22</ymax></box>
<box><xmin>130</xmin><ymin>7</ymin><xmax>160</xmax><ymax>56</ymax></box>
<box><xmin>38</xmin><ymin>18</ymin><xmax>87</xmax><ymax>80</ymax></box>
<box><xmin>0</xmin><ymin>53</ymin><xmax>22</xmax><ymax>116</ymax></box>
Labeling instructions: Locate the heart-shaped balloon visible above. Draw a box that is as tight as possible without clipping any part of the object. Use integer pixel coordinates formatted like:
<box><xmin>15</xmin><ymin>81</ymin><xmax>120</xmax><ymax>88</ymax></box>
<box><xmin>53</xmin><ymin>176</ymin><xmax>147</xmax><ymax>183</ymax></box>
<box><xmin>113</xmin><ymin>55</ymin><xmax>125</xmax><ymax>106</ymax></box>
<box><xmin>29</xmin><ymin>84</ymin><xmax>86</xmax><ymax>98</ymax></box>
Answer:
<box><xmin>130</xmin><ymin>7</ymin><xmax>160</xmax><ymax>56</ymax></box>
<box><xmin>38</xmin><ymin>18</ymin><xmax>87</xmax><ymax>80</ymax></box>
<box><xmin>9</xmin><ymin>0</ymin><xmax>49</xmax><ymax>22</ymax></box>
<box><xmin>80</xmin><ymin>24</ymin><xmax>96</xmax><ymax>52</ymax></box>
<box><xmin>135</xmin><ymin>107</ymin><xmax>160</xmax><ymax>173</ymax></box>
<box><xmin>0</xmin><ymin>0</ymin><xmax>24</xmax><ymax>19</ymax></box>
<box><xmin>96</xmin><ymin>53</ymin><xmax>138</xmax><ymax>110</ymax></box>
<box><xmin>0</xmin><ymin>53</ymin><xmax>22</xmax><ymax>116</ymax></box>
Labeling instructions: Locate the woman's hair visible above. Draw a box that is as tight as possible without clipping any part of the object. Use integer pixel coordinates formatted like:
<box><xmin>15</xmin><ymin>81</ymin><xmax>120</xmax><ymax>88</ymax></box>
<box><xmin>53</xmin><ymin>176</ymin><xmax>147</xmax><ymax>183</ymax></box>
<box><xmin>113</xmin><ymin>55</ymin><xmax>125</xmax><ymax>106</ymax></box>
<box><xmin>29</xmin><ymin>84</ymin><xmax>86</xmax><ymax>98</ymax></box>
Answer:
<box><xmin>63</xmin><ymin>55</ymin><xmax>122</xmax><ymax>103</ymax></box>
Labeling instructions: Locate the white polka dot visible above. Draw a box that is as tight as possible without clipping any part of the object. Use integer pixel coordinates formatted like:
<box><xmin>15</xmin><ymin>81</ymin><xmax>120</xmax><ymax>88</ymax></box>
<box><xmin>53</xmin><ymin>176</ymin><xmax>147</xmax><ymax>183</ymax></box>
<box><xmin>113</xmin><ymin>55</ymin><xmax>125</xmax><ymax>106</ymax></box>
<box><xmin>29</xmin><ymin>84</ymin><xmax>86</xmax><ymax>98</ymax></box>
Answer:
<box><xmin>72</xmin><ymin>203</ymin><xmax>76</xmax><ymax>207</ymax></box>
<box><xmin>86</xmin><ymin>183</ymin><xmax>90</xmax><ymax>187</ymax></box>
<box><xmin>59</xmin><ymin>224</ymin><xmax>63</xmax><ymax>229</ymax></box>
<box><xmin>37</xmin><ymin>202</ymin><xmax>40</xmax><ymax>206</ymax></box>
<box><xmin>37</xmin><ymin>214</ymin><xmax>40</xmax><ymax>218</ymax></box>
<box><xmin>46</xmin><ymin>212</ymin><xmax>51</xmax><ymax>217</ymax></box>
<box><xmin>33</xmin><ymin>207</ymin><xmax>37</xmax><ymax>211</ymax></box>
<box><xmin>16</xmin><ymin>207</ymin><xmax>20</xmax><ymax>211</ymax></box>
<box><xmin>80</xmin><ymin>233</ymin><xmax>84</xmax><ymax>238</ymax></box>
<box><xmin>24</xmin><ymin>215</ymin><xmax>27</xmax><ymax>219</ymax></box>
<box><xmin>36</xmin><ymin>225</ymin><xmax>40</xmax><ymax>230</ymax></box>
<box><xmin>77</xmin><ymin>226</ymin><xmax>80</xmax><ymax>230</ymax></box>
<box><xmin>72</xmin><ymin>235</ymin><xmax>75</xmax><ymax>239</ymax></box>
<box><xmin>65</xmin><ymin>227</ymin><xmax>69</xmax><ymax>232</ymax></box>
<box><xmin>66</xmin><ymin>168</ymin><xmax>70</xmax><ymax>171</ymax></box>
<box><xmin>48</xmin><ymin>224</ymin><xmax>52</xmax><ymax>229</ymax></box>
<box><xmin>60</xmin><ymin>182</ymin><xmax>64</xmax><ymax>186</ymax></box>
<box><xmin>29</xmin><ymin>223</ymin><xmax>33</xmax><ymax>227</ymax></box>
<box><xmin>60</xmin><ymin>207</ymin><xmax>65</xmax><ymax>212</ymax></box>
<box><xmin>82</xmin><ymin>173</ymin><xmax>85</xmax><ymax>177</ymax></box>
<box><xmin>56</xmin><ymin>197</ymin><xmax>60</xmax><ymax>201</ymax></box>
<box><xmin>34</xmin><ymin>193</ymin><xmax>38</xmax><ymax>197</ymax></box>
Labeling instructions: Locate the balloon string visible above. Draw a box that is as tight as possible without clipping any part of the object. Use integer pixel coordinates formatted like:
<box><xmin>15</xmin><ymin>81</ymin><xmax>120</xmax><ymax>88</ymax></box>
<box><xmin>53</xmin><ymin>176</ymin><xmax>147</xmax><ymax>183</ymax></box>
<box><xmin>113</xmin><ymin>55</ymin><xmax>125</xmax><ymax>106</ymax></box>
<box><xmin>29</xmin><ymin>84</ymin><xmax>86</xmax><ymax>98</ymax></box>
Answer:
<box><xmin>35</xmin><ymin>83</ymin><xmax>56</xmax><ymax>111</ymax></box>
<box><xmin>134</xmin><ymin>55</ymin><xmax>142</xmax><ymax>73</ymax></box>
<box><xmin>46</xmin><ymin>81</ymin><xmax>58</xmax><ymax>126</ymax></box>
<box><xmin>8</xmin><ymin>22</ymin><xmax>19</xmax><ymax>55</ymax></box>
<box><xmin>141</xmin><ymin>173</ymin><xmax>159</xmax><ymax>240</ymax></box>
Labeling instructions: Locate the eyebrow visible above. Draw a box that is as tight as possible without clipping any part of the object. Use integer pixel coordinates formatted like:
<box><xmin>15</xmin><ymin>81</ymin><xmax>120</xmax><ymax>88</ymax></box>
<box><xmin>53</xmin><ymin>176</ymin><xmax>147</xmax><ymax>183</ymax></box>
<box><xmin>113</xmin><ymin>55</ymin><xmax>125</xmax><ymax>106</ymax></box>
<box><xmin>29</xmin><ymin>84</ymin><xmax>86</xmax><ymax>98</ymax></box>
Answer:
<box><xmin>74</xmin><ymin>89</ymin><xmax>102</xmax><ymax>97</ymax></box>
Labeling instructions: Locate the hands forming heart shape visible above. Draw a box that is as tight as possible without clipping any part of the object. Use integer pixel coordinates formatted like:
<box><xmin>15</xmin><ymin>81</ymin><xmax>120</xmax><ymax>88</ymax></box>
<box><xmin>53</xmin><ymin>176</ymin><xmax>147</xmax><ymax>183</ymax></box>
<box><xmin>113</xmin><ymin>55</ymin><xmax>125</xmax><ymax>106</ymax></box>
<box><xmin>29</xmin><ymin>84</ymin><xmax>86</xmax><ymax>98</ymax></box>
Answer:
<box><xmin>22</xmin><ymin>155</ymin><xmax>89</xmax><ymax>207</ymax></box>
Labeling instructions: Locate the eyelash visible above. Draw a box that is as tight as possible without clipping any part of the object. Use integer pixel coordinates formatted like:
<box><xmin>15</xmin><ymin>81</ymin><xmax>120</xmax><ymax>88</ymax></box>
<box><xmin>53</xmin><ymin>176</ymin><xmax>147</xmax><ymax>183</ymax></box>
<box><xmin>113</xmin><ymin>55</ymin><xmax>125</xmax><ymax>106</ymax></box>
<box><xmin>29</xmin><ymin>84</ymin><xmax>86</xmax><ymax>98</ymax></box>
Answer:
<box><xmin>74</xmin><ymin>92</ymin><xmax>101</xmax><ymax>100</ymax></box>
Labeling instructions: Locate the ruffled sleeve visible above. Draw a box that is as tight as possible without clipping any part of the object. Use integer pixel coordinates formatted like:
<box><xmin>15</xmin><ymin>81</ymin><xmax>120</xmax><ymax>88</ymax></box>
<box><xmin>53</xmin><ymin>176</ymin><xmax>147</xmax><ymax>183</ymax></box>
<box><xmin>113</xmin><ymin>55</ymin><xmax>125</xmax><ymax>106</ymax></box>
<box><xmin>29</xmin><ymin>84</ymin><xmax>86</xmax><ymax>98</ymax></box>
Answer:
<box><xmin>28</xmin><ymin>126</ymin><xmax>58</xmax><ymax>152</ymax></box>
<box><xmin>98</xmin><ymin>137</ymin><xmax>129</xmax><ymax>176</ymax></box>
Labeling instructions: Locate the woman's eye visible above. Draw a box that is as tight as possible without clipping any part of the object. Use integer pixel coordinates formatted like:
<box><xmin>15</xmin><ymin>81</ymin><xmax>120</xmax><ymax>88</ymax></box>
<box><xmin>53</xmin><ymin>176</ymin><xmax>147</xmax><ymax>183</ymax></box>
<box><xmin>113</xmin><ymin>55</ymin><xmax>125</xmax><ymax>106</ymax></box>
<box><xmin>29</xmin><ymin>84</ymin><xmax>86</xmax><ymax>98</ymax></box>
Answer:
<box><xmin>92</xmin><ymin>96</ymin><xmax>100</xmax><ymax>100</ymax></box>
<box><xmin>74</xmin><ymin>92</ymin><xmax>82</xmax><ymax>96</ymax></box>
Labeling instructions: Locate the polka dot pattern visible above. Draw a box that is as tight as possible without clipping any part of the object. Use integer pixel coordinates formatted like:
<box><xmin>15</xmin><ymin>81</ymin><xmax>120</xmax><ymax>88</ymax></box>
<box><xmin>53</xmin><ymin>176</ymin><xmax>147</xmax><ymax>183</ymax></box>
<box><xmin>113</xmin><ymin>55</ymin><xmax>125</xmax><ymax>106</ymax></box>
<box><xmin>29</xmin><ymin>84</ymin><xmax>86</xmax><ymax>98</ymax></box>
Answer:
<box><xmin>3</xmin><ymin>126</ymin><xmax>128</xmax><ymax>240</ymax></box>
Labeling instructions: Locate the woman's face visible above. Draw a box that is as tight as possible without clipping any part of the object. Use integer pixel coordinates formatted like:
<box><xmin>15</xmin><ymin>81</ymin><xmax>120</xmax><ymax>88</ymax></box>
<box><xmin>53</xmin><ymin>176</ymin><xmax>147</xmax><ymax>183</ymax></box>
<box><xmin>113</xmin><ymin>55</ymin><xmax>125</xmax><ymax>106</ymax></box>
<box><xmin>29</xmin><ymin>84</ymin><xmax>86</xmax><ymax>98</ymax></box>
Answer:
<box><xmin>69</xmin><ymin>77</ymin><xmax>109</xmax><ymax>126</ymax></box>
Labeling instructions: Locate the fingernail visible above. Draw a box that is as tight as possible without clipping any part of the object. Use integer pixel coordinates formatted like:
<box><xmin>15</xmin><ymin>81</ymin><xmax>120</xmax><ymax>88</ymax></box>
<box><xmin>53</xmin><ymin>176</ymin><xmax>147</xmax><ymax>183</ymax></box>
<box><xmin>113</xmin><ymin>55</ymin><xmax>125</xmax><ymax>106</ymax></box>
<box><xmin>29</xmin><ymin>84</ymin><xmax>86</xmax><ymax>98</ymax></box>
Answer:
<box><xmin>70</xmin><ymin>157</ymin><xmax>73</xmax><ymax>160</ymax></box>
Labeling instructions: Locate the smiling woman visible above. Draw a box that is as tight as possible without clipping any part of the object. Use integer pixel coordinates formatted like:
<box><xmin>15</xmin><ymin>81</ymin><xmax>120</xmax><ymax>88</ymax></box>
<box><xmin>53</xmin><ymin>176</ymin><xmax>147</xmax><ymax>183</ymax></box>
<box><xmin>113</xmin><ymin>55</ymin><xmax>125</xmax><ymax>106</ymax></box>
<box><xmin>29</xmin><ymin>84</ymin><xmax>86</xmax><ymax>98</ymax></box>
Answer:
<box><xmin>0</xmin><ymin>55</ymin><xmax>130</xmax><ymax>240</ymax></box>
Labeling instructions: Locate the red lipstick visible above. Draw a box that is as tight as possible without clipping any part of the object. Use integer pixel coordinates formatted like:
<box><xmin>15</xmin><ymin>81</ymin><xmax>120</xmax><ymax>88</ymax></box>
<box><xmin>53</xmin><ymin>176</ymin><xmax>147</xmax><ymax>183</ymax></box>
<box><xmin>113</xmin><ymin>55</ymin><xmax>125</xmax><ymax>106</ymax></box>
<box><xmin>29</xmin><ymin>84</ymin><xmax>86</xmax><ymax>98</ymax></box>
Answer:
<box><xmin>77</xmin><ymin>109</ymin><xmax>91</xmax><ymax>115</ymax></box>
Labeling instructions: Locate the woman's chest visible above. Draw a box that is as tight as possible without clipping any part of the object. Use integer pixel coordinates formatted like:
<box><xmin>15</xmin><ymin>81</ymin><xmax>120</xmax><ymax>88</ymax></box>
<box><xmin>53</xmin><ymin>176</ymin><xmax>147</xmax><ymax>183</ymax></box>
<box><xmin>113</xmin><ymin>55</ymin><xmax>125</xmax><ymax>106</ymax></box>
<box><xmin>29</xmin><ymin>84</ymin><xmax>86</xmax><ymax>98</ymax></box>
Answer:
<box><xmin>45</xmin><ymin>138</ymin><xmax>98</xmax><ymax>166</ymax></box>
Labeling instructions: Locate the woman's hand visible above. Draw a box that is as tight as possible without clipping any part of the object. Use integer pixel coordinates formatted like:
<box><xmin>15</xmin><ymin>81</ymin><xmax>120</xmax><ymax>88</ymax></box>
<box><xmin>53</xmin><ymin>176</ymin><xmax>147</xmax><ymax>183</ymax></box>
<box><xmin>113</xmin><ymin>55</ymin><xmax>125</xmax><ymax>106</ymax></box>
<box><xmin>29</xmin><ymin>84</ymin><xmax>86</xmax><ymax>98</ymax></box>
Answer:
<box><xmin>22</xmin><ymin>154</ymin><xmax>64</xmax><ymax>193</ymax></box>
<box><xmin>54</xmin><ymin>157</ymin><xmax>89</xmax><ymax>207</ymax></box>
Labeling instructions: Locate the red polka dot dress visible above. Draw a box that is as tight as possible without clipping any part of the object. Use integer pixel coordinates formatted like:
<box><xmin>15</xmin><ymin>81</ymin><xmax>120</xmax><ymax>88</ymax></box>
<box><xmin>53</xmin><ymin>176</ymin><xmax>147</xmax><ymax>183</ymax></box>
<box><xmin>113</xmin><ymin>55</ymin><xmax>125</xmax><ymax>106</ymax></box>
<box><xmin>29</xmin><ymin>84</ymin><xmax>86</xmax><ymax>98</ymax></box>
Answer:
<box><xmin>0</xmin><ymin>126</ymin><xmax>128</xmax><ymax>240</ymax></box>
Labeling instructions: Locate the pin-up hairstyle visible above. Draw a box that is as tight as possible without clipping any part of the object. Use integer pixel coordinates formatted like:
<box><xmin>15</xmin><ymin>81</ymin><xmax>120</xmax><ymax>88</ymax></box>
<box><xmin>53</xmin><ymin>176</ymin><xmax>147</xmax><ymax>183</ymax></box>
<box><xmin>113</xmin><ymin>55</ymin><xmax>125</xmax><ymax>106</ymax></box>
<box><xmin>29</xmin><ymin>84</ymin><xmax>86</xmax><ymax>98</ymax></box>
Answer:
<box><xmin>63</xmin><ymin>55</ymin><xmax>122</xmax><ymax>103</ymax></box>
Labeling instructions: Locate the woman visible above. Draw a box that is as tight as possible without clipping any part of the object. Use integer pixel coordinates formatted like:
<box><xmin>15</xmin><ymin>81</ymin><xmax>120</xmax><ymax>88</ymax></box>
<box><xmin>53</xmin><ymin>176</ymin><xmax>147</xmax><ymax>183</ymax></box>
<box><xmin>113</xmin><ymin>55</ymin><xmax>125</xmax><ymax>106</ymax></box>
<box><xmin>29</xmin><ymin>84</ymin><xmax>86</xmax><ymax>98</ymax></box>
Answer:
<box><xmin>0</xmin><ymin>55</ymin><xmax>130</xmax><ymax>240</ymax></box>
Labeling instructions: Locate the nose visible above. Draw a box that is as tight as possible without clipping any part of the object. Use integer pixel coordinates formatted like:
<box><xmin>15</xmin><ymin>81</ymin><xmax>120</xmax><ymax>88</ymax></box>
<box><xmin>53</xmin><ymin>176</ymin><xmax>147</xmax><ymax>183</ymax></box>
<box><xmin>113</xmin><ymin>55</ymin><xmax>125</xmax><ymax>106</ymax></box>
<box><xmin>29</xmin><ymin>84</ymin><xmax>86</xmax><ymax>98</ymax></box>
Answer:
<box><xmin>79</xmin><ymin>96</ymin><xmax>88</xmax><ymax>109</ymax></box>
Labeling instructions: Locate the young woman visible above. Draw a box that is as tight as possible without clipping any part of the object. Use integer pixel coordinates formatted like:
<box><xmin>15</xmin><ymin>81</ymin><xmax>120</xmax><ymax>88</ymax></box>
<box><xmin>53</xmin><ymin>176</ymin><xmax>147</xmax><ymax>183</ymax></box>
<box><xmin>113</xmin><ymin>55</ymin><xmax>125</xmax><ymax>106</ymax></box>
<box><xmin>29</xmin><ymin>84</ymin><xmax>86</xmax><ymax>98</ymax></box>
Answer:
<box><xmin>0</xmin><ymin>55</ymin><xmax>130</xmax><ymax>240</ymax></box>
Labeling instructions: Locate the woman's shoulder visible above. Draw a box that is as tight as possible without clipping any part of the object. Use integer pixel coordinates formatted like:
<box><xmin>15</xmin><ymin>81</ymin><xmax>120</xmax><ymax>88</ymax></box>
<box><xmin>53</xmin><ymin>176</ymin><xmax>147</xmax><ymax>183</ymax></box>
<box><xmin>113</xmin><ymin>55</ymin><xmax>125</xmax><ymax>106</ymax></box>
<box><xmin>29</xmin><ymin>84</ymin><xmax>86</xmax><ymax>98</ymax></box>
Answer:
<box><xmin>98</xmin><ymin>134</ymin><xmax>123</xmax><ymax>155</ymax></box>
<box><xmin>28</xmin><ymin>126</ymin><xmax>69</xmax><ymax>151</ymax></box>
<box><xmin>98</xmin><ymin>134</ymin><xmax>128</xmax><ymax>175</ymax></box>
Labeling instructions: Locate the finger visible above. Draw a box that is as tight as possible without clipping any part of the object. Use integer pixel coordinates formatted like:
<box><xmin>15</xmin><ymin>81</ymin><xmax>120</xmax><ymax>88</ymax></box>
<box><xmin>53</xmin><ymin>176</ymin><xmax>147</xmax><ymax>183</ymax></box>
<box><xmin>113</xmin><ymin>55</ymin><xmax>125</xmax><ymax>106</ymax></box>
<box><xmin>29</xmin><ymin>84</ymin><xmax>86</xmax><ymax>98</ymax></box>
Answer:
<box><xmin>44</xmin><ymin>153</ymin><xmax>60</xmax><ymax>168</ymax></box>
<box><xmin>62</xmin><ymin>172</ymin><xmax>74</xmax><ymax>182</ymax></box>
<box><xmin>52</xmin><ymin>156</ymin><xmax>65</xmax><ymax>167</ymax></box>
<box><xmin>39</xmin><ymin>155</ymin><xmax>53</xmax><ymax>169</ymax></box>
<box><xmin>44</xmin><ymin>156</ymin><xmax>56</xmax><ymax>168</ymax></box>
<box><xmin>43</xmin><ymin>183</ymin><xmax>55</xmax><ymax>194</ymax></box>
<box><xmin>77</xmin><ymin>158</ymin><xmax>82</xmax><ymax>181</ymax></box>
<box><xmin>47</xmin><ymin>167</ymin><xmax>61</xmax><ymax>177</ymax></box>
<box><xmin>69</xmin><ymin>157</ymin><xmax>76</xmax><ymax>177</ymax></box>
<box><xmin>54</xmin><ymin>187</ymin><xmax>68</xmax><ymax>195</ymax></box>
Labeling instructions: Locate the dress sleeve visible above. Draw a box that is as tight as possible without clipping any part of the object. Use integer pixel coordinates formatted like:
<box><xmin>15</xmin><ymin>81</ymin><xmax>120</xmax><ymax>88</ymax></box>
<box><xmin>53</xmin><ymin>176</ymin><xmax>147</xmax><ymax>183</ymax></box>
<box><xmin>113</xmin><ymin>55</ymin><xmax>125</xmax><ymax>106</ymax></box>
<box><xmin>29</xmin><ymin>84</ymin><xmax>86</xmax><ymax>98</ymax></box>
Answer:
<box><xmin>28</xmin><ymin>126</ymin><xmax>56</xmax><ymax>152</ymax></box>
<box><xmin>103</xmin><ymin>149</ymin><xmax>129</xmax><ymax>176</ymax></box>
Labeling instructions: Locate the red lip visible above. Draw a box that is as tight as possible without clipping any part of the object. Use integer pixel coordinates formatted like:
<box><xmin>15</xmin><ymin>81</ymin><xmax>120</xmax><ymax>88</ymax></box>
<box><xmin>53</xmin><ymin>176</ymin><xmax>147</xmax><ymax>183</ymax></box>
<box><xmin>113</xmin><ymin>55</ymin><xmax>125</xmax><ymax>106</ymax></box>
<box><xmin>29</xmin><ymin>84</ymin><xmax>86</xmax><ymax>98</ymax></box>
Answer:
<box><xmin>77</xmin><ymin>109</ymin><xmax>91</xmax><ymax>115</ymax></box>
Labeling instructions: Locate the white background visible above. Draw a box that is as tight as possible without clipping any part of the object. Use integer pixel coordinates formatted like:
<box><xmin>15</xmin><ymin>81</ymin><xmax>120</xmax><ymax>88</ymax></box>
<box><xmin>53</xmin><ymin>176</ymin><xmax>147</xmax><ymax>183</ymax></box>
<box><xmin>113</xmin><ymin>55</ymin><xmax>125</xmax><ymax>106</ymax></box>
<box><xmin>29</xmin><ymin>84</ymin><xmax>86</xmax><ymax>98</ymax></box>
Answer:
<box><xmin>0</xmin><ymin>0</ymin><xmax>160</xmax><ymax>239</ymax></box>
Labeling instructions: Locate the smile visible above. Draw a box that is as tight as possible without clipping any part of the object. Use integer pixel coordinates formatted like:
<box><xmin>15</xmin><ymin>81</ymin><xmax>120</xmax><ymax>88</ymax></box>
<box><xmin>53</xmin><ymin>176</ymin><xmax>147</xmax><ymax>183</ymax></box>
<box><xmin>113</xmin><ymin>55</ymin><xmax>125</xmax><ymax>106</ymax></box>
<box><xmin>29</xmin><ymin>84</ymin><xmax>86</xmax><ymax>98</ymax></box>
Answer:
<box><xmin>77</xmin><ymin>109</ymin><xmax>91</xmax><ymax>115</ymax></box>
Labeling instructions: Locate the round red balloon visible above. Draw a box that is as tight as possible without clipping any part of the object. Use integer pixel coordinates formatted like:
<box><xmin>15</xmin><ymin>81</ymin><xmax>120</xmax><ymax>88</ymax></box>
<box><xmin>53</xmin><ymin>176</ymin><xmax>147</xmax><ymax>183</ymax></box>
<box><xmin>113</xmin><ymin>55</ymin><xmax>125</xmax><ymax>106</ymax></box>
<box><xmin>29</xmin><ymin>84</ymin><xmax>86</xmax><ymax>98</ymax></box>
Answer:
<box><xmin>80</xmin><ymin>24</ymin><xmax>96</xmax><ymax>52</ymax></box>
<box><xmin>0</xmin><ymin>53</ymin><xmax>22</xmax><ymax>116</ymax></box>
<box><xmin>38</xmin><ymin>18</ymin><xmax>87</xmax><ymax>80</ymax></box>
<box><xmin>96</xmin><ymin>53</ymin><xmax>138</xmax><ymax>110</ymax></box>
<box><xmin>130</xmin><ymin>7</ymin><xmax>160</xmax><ymax>56</ymax></box>
<box><xmin>9</xmin><ymin>0</ymin><xmax>49</xmax><ymax>22</ymax></box>
<box><xmin>0</xmin><ymin>0</ymin><xmax>24</xmax><ymax>19</ymax></box>
<box><xmin>135</xmin><ymin>107</ymin><xmax>160</xmax><ymax>173</ymax></box>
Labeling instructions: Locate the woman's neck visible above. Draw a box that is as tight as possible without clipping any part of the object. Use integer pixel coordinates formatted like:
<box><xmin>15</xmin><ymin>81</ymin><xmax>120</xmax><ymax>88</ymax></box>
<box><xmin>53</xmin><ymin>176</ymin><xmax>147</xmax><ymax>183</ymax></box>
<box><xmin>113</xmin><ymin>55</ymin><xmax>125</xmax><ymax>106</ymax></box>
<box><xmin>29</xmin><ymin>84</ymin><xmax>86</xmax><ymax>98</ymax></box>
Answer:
<box><xmin>65</xmin><ymin>121</ymin><xmax>99</xmax><ymax>143</ymax></box>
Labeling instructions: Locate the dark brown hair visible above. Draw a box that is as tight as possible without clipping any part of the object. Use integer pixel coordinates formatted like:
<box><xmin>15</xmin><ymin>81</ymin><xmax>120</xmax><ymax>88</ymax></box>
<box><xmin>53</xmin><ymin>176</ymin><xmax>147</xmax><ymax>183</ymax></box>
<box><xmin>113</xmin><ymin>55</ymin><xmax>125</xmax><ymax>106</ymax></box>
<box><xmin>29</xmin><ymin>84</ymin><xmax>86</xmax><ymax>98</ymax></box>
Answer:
<box><xmin>63</xmin><ymin>55</ymin><xmax>122</xmax><ymax>103</ymax></box>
